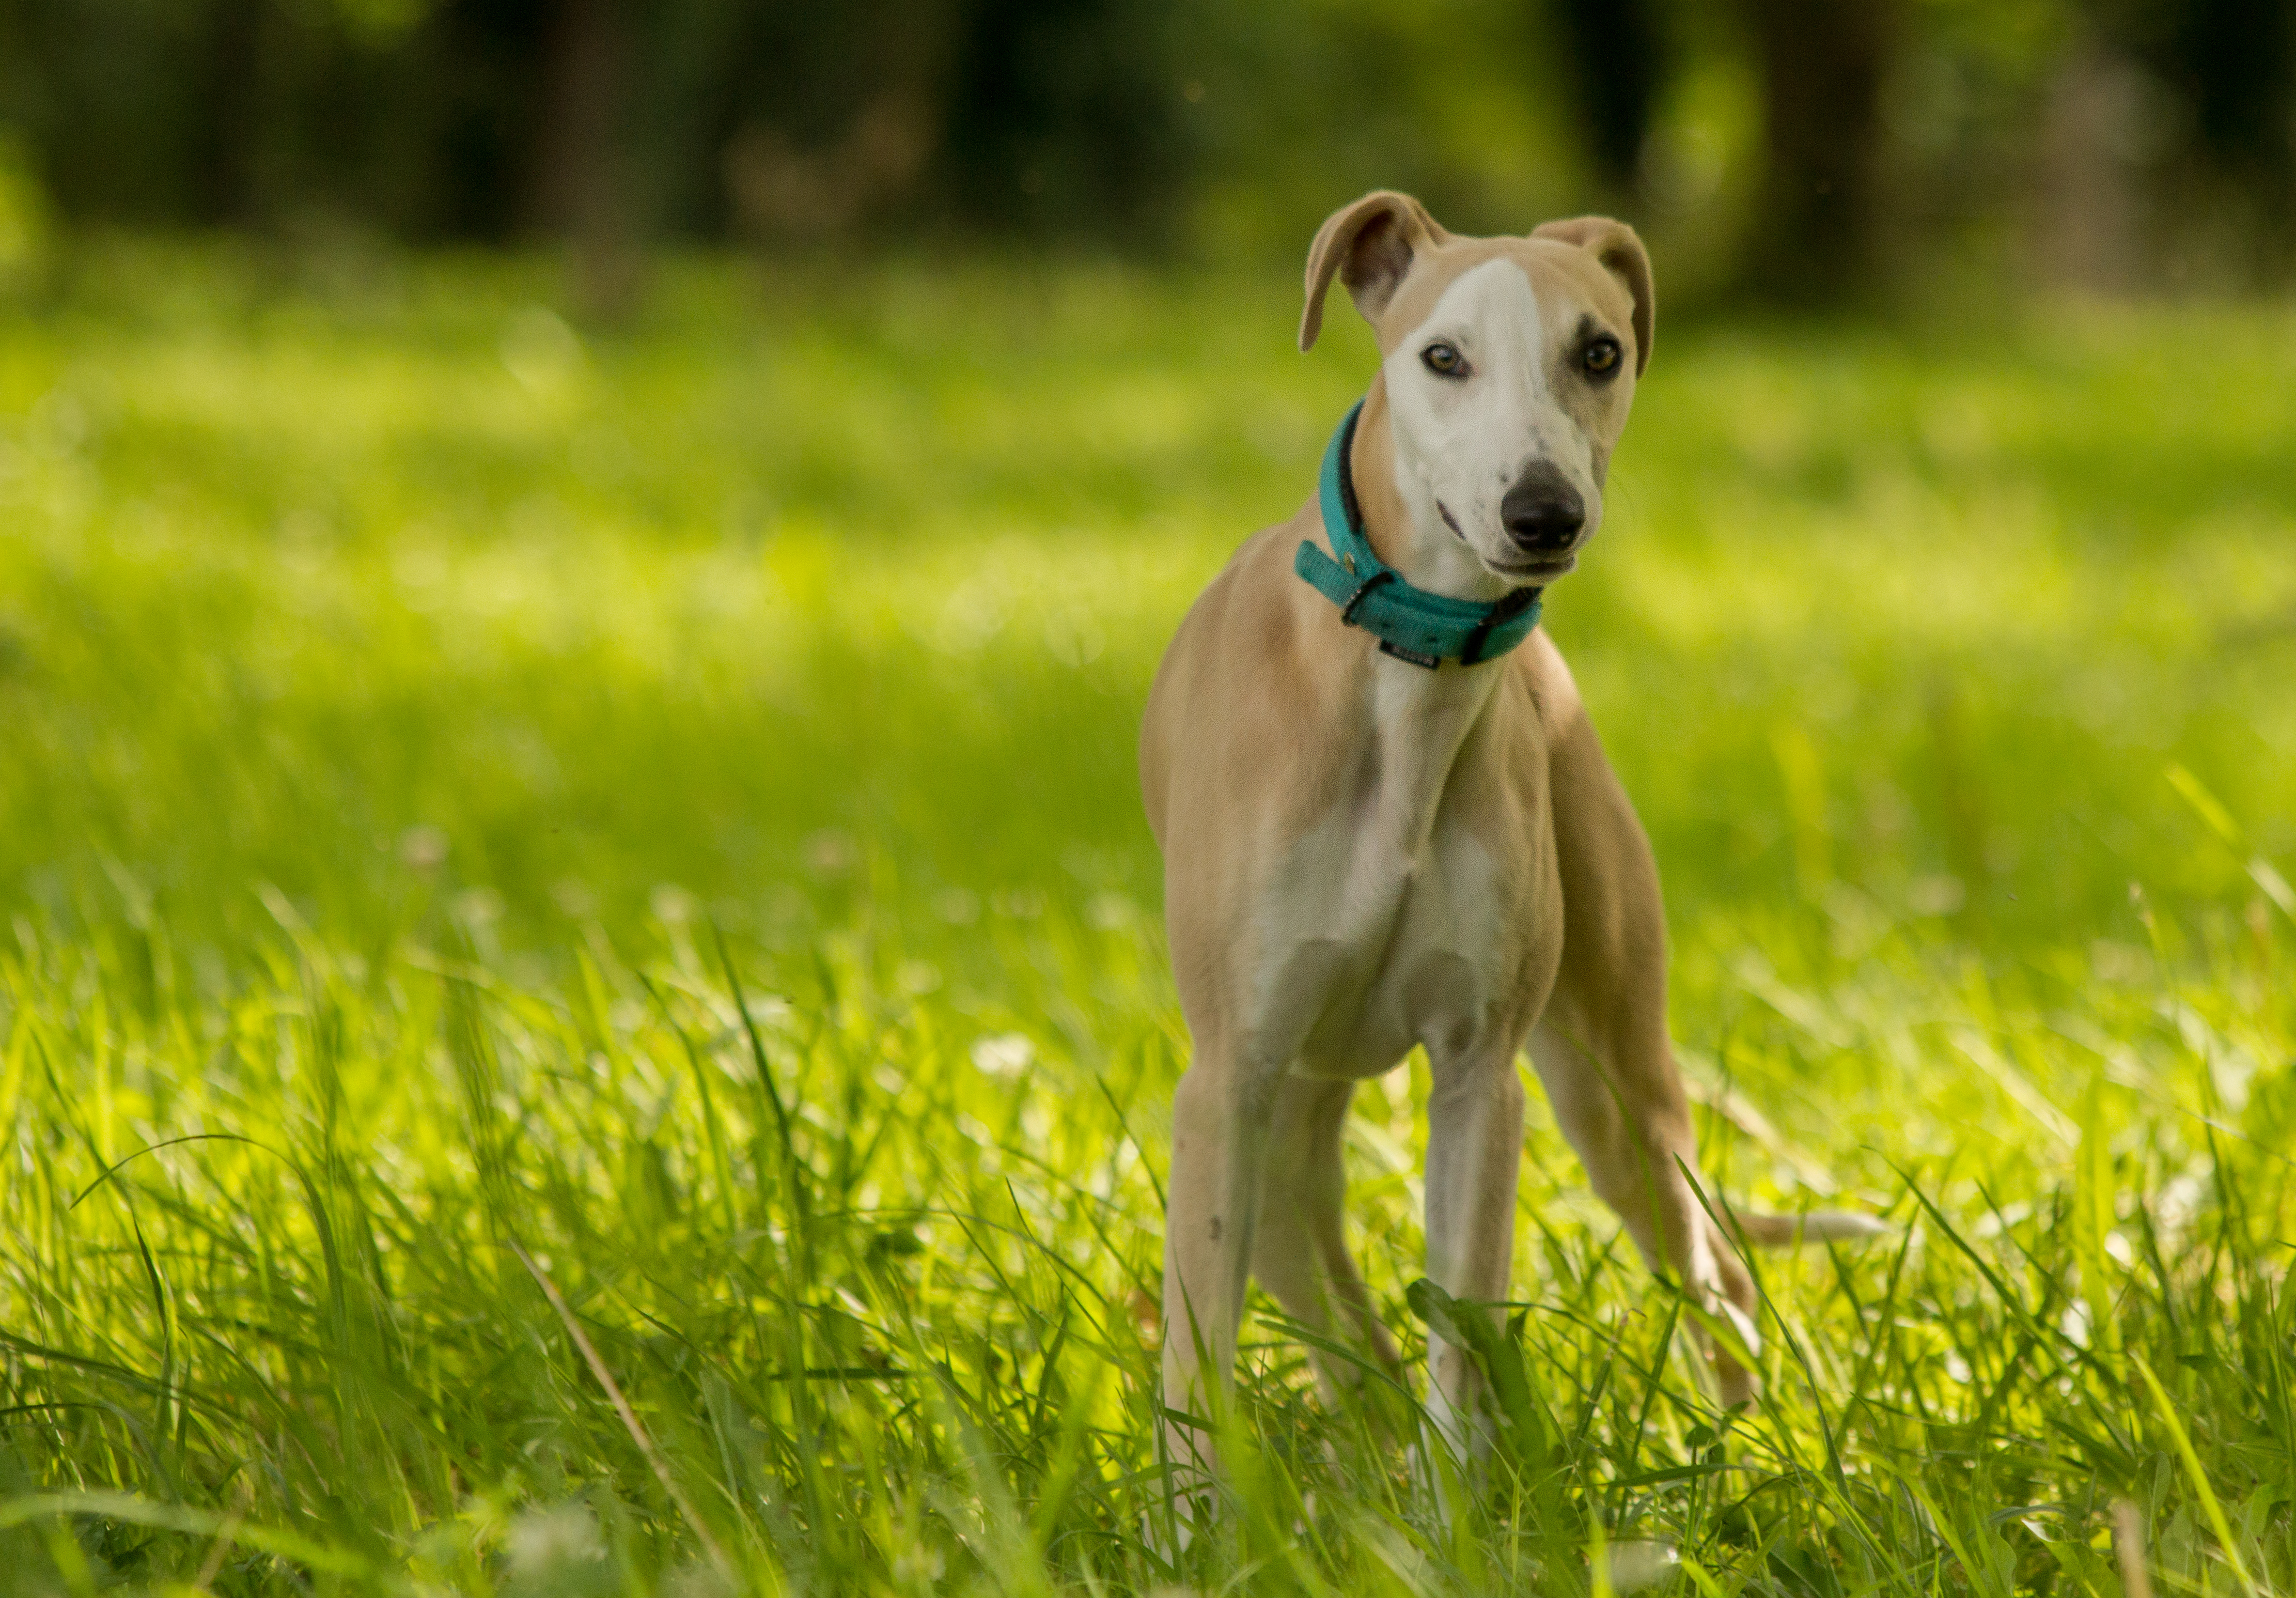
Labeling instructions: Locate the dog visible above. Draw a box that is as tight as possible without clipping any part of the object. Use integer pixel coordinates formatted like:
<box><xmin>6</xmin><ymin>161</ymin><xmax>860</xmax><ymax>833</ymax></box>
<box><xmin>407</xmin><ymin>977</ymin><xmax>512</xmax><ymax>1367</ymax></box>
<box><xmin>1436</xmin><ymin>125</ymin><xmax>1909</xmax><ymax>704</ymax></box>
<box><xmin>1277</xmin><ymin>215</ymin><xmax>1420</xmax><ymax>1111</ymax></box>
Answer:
<box><xmin>1139</xmin><ymin>191</ymin><xmax>1878</xmax><ymax>1478</ymax></box>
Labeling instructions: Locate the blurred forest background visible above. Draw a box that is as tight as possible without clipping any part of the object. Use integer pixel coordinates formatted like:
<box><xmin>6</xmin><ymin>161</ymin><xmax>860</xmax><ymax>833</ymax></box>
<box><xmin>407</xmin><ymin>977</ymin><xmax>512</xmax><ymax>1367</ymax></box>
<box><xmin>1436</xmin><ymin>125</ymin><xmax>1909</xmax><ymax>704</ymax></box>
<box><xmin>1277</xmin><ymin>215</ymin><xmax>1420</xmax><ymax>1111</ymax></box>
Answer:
<box><xmin>2</xmin><ymin>0</ymin><xmax>2293</xmax><ymax>308</ymax></box>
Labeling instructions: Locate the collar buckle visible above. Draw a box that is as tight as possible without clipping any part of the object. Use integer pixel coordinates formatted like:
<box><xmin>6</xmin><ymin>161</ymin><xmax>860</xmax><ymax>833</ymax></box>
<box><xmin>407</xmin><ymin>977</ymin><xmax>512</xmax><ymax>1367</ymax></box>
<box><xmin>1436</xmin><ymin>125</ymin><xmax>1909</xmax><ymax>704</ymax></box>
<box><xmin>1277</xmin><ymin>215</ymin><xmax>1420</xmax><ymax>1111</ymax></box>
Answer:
<box><xmin>1339</xmin><ymin>567</ymin><xmax>1396</xmax><ymax>624</ymax></box>
<box><xmin>1459</xmin><ymin>584</ymin><xmax>1542</xmax><ymax>666</ymax></box>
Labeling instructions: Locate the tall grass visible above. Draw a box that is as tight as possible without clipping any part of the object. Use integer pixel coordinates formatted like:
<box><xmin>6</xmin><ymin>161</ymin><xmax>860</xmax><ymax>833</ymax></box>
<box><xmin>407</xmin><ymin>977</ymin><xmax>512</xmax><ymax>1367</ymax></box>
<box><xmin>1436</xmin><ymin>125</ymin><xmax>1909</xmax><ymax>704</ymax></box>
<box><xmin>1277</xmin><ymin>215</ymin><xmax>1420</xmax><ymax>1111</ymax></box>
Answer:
<box><xmin>0</xmin><ymin>244</ymin><xmax>2290</xmax><ymax>1593</ymax></box>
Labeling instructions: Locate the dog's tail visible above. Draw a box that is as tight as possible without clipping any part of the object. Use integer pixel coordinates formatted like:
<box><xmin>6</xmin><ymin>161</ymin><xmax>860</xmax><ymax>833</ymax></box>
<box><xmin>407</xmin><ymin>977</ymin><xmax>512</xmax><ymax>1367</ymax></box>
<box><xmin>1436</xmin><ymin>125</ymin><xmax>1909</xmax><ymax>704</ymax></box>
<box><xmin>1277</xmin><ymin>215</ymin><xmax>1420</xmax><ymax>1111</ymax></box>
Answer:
<box><xmin>1728</xmin><ymin>1209</ymin><xmax>1889</xmax><ymax>1248</ymax></box>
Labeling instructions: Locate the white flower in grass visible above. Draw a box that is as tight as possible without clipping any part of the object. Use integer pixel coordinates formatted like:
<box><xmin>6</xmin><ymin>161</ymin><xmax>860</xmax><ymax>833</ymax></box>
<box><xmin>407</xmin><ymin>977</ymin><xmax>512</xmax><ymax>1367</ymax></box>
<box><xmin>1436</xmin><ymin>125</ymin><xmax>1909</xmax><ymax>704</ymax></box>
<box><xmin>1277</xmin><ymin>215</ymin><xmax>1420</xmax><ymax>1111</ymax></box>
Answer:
<box><xmin>499</xmin><ymin>306</ymin><xmax>586</xmax><ymax>394</ymax></box>
<box><xmin>1608</xmin><ymin>1541</ymin><xmax>1681</xmax><ymax>1593</ymax></box>
<box><xmin>453</xmin><ymin>887</ymin><xmax>503</xmax><ymax>926</ymax></box>
<box><xmin>2060</xmin><ymin>1301</ymin><xmax>2092</xmax><ymax>1348</ymax></box>
<box><xmin>503</xmin><ymin>1502</ymin><xmax>603</xmax><ymax>1577</ymax></box>
<box><xmin>972</xmin><ymin>1032</ymin><xmax>1034</xmax><ymax>1078</ymax></box>
<box><xmin>804</xmin><ymin>830</ymin><xmax>857</xmax><ymax>875</ymax></box>
<box><xmin>399</xmin><ymin>825</ymin><xmax>448</xmax><ymax>871</ymax></box>
<box><xmin>1087</xmin><ymin>891</ymin><xmax>1138</xmax><ymax>930</ymax></box>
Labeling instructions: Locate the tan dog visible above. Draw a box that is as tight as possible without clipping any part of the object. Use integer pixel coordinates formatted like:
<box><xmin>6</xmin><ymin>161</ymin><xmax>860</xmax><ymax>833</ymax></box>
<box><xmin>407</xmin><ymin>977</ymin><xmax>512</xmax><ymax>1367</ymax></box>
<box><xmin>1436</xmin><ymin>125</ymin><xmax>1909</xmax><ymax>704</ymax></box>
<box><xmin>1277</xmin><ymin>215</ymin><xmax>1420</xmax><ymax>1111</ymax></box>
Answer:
<box><xmin>1140</xmin><ymin>192</ymin><xmax>1877</xmax><ymax>1477</ymax></box>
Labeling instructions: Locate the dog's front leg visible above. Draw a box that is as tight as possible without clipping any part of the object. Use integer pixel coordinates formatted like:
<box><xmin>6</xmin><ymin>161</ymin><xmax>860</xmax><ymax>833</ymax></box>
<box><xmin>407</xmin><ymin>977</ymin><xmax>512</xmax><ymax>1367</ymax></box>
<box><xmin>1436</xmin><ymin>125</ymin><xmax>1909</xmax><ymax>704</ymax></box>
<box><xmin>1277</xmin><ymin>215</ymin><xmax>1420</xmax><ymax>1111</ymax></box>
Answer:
<box><xmin>1160</xmin><ymin>1049</ymin><xmax>1276</xmax><ymax>1496</ymax></box>
<box><xmin>1420</xmin><ymin>1049</ymin><xmax>1527</xmax><ymax>1464</ymax></box>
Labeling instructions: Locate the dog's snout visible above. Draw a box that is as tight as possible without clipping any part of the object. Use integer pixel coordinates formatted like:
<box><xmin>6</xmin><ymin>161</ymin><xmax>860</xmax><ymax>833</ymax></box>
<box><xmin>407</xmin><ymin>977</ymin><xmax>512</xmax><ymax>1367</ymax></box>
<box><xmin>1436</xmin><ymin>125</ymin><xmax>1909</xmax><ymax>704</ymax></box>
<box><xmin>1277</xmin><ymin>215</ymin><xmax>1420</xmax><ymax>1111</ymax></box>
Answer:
<box><xmin>1501</xmin><ymin>465</ymin><xmax>1585</xmax><ymax>554</ymax></box>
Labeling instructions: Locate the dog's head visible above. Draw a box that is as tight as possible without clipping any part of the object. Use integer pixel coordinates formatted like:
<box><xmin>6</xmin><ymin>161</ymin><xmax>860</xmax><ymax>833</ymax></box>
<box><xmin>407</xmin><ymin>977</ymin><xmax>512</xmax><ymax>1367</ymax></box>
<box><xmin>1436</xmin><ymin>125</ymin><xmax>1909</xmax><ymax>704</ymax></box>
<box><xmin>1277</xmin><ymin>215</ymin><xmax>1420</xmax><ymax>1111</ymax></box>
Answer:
<box><xmin>1300</xmin><ymin>191</ymin><xmax>1652</xmax><ymax>586</ymax></box>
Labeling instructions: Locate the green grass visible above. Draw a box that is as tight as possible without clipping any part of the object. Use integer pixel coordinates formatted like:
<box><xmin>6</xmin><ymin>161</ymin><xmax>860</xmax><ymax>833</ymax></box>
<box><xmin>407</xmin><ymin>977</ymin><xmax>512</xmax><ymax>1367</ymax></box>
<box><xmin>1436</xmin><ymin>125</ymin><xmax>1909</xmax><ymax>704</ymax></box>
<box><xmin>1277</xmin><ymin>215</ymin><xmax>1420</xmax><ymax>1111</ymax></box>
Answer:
<box><xmin>0</xmin><ymin>240</ymin><xmax>2292</xmax><ymax>1595</ymax></box>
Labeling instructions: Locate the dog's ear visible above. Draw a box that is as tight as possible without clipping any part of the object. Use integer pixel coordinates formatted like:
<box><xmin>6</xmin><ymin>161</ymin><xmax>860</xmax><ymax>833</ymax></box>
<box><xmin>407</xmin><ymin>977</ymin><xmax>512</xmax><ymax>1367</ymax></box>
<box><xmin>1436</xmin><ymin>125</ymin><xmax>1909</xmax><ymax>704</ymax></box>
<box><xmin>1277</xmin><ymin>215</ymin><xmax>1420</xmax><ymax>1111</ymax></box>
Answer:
<box><xmin>1533</xmin><ymin>216</ymin><xmax>1654</xmax><ymax>376</ymax></box>
<box><xmin>1300</xmin><ymin>191</ymin><xmax>1449</xmax><ymax>352</ymax></box>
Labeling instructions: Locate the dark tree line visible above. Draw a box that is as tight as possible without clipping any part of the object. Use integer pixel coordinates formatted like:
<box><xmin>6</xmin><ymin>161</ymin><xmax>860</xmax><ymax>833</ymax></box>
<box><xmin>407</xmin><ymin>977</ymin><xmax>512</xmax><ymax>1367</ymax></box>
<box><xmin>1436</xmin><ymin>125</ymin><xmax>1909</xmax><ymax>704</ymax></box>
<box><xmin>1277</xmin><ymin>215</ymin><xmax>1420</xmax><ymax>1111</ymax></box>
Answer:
<box><xmin>1</xmin><ymin>0</ymin><xmax>2291</xmax><ymax>297</ymax></box>
<box><xmin>0</xmin><ymin>0</ymin><xmax>1190</xmax><ymax>245</ymax></box>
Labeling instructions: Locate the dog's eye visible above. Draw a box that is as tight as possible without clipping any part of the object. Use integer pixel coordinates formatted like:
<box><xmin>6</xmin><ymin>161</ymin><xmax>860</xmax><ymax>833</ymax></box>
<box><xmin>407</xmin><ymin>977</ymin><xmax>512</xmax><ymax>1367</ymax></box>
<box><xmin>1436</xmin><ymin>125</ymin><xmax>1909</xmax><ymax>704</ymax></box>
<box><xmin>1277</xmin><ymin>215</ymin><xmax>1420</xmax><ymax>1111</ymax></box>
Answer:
<box><xmin>1420</xmin><ymin>342</ymin><xmax>1467</xmax><ymax>378</ymax></box>
<box><xmin>1582</xmin><ymin>336</ymin><xmax>1622</xmax><ymax>377</ymax></box>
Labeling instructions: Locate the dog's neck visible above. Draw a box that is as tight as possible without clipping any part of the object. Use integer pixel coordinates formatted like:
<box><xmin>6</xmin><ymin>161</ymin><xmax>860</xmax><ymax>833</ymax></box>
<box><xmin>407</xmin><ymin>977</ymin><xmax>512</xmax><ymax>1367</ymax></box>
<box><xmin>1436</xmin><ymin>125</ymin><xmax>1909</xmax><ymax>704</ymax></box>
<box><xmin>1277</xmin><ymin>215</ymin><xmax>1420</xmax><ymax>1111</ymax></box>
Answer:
<box><xmin>1338</xmin><ymin>382</ymin><xmax>1520</xmax><ymax>857</ymax></box>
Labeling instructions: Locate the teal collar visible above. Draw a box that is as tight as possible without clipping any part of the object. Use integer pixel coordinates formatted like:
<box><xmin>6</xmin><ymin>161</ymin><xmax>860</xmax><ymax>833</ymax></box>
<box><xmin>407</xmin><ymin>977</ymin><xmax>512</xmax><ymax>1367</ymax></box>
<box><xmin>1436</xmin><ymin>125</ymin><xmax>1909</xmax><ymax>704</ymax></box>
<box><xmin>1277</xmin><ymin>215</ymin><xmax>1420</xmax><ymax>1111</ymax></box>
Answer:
<box><xmin>1293</xmin><ymin>401</ymin><xmax>1542</xmax><ymax>669</ymax></box>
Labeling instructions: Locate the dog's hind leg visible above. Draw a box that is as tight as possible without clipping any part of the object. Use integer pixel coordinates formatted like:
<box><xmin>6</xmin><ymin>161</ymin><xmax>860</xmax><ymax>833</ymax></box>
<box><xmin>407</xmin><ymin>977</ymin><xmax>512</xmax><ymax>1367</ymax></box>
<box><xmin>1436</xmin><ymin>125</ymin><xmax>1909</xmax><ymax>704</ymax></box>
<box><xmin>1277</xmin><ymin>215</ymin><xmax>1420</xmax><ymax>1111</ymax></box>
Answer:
<box><xmin>1528</xmin><ymin>1014</ymin><xmax>1762</xmax><ymax>1403</ymax></box>
<box><xmin>1529</xmin><ymin>683</ymin><xmax>1769</xmax><ymax>1405</ymax></box>
<box><xmin>1250</xmin><ymin>1075</ymin><xmax>1403</xmax><ymax>1402</ymax></box>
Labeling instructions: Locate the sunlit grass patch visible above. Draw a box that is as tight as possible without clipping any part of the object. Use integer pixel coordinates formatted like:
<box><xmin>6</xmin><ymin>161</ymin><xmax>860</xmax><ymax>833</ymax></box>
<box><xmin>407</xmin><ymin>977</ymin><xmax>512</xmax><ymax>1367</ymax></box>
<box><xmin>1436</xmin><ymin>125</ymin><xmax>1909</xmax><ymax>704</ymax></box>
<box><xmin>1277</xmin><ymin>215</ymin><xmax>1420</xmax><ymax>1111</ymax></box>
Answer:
<box><xmin>0</xmin><ymin>247</ymin><xmax>2291</xmax><ymax>1592</ymax></box>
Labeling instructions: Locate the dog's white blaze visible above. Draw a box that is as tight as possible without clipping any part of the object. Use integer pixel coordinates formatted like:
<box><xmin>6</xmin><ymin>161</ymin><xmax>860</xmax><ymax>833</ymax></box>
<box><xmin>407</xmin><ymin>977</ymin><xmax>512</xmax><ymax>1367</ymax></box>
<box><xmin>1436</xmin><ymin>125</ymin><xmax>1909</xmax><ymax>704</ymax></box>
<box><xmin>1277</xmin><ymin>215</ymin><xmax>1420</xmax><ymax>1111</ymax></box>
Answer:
<box><xmin>1380</xmin><ymin>258</ymin><xmax>1604</xmax><ymax>593</ymax></box>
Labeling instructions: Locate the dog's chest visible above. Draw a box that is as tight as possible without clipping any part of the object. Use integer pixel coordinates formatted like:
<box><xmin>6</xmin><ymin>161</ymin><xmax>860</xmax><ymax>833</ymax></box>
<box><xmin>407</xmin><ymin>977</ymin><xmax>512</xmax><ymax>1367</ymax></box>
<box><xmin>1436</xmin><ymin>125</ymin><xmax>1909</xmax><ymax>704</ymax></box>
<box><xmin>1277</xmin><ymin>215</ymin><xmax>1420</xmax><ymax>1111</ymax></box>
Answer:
<box><xmin>1246</xmin><ymin>678</ymin><xmax>1557</xmax><ymax>1078</ymax></box>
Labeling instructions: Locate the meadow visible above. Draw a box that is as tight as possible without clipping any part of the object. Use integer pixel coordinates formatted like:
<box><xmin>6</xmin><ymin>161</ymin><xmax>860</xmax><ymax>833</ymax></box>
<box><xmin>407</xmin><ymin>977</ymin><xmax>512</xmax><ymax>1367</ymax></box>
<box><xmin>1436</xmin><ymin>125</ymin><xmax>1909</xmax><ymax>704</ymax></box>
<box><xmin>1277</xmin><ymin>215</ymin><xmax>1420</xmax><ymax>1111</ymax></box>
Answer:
<box><xmin>0</xmin><ymin>241</ymin><xmax>2291</xmax><ymax>1595</ymax></box>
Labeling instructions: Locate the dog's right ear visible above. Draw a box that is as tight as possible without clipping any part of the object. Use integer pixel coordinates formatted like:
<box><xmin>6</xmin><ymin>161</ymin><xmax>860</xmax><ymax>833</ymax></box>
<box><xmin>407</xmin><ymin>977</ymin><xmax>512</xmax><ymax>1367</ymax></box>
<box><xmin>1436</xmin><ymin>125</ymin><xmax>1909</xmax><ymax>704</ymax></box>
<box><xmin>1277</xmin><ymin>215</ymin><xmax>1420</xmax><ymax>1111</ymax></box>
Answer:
<box><xmin>1300</xmin><ymin>191</ymin><xmax>1448</xmax><ymax>352</ymax></box>
<box><xmin>1533</xmin><ymin>215</ymin><xmax>1655</xmax><ymax>376</ymax></box>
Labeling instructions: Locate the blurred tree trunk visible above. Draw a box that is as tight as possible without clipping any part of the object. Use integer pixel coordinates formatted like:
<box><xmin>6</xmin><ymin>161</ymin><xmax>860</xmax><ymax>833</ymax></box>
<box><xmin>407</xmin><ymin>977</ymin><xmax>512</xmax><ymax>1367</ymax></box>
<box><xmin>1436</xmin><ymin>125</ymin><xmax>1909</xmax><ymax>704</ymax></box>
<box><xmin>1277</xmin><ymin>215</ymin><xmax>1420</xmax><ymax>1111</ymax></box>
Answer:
<box><xmin>1735</xmin><ymin>0</ymin><xmax>1896</xmax><ymax>304</ymax></box>
<box><xmin>535</xmin><ymin>0</ymin><xmax>638</xmax><ymax>317</ymax></box>
<box><xmin>1548</xmin><ymin>0</ymin><xmax>1669</xmax><ymax>199</ymax></box>
<box><xmin>197</xmin><ymin>0</ymin><xmax>263</xmax><ymax>225</ymax></box>
<box><xmin>2035</xmin><ymin>37</ymin><xmax>2148</xmax><ymax>292</ymax></box>
<box><xmin>2090</xmin><ymin>0</ymin><xmax>2296</xmax><ymax>281</ymax></box>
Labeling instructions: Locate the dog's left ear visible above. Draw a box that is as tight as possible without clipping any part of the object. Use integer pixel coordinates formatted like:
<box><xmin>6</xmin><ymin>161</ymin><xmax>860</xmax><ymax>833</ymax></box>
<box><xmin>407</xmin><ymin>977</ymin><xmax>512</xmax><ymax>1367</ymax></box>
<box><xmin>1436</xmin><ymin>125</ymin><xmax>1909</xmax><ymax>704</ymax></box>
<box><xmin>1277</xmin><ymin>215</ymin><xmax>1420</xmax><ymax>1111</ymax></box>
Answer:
<box><xmin>1533</xmin><ymin>217</ymin><xmax>1654</xmax><ymax>376</ymax></box>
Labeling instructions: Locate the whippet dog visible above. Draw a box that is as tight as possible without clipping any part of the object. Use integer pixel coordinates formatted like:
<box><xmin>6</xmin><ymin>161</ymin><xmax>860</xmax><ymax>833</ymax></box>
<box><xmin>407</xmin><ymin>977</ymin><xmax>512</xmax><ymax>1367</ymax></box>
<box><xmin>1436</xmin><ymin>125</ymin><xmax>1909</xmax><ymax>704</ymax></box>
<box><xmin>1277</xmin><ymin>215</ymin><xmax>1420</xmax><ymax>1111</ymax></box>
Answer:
<box><xmin>1140</xmin><ymin>192</ymin><xmax>1878</xmax><ymax>1478</ymax></box>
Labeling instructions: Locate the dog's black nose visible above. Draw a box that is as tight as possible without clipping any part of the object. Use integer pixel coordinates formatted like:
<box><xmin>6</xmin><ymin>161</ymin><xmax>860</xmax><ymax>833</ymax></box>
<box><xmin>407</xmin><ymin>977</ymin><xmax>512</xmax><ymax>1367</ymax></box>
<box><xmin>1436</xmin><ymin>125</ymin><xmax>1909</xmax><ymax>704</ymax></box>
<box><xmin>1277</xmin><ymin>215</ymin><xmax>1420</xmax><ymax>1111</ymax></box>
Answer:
<box><xmin>1501</xmin><ymin>464</ymin><xmax>1584</xmax><ymax>554</ymax></box>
